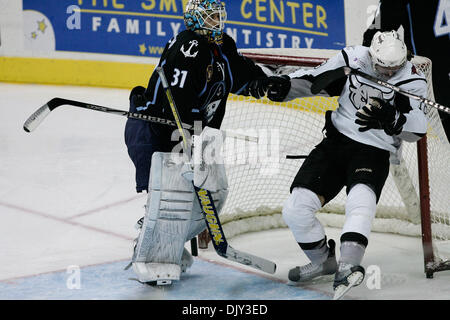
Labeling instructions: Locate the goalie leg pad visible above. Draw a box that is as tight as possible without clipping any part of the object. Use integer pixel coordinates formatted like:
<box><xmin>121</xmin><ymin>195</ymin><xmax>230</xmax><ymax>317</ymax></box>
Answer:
<box><xmin>131</xmin><ymin>152</ymin><xmax>228</xmax><ymax>283</ymax></box>
<box><xmin>132</xmin><ymin>152</ymin><xmax>196</xmax><ymax>282</ymax></box>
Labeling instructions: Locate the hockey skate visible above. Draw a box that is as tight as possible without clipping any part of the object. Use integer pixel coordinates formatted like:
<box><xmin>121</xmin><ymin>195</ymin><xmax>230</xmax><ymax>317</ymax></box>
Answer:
<box><xmin>332</xmin><ymin>263</ymin><xmax>365</xmax><ymax>300</ymax></box>
<box><xmin>288</xmin><ymin>239</ymin><xmax>337</xmax><ymax>284</ymax></box>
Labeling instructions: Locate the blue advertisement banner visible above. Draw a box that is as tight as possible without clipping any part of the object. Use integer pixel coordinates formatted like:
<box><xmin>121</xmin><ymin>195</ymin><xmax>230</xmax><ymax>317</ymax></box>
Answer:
<box><xmin>23</xmin><ymin>0</ymin><xmax>346</xmax><ymax>57</ymax></box>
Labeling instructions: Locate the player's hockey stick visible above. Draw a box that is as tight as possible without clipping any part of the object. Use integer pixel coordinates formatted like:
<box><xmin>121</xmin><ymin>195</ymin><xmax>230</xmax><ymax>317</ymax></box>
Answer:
<box><xmin>22</xmin><ymin>98</ymin><xmax>258</xmax><ymax>142</ymax></box>
<box><xmin>345</xmin><ymin>67</ymin><xmax>450</xmax><ymax>114</ymax></box>
<box><xmin>22</xmin><ymin>97</ymin><xmax>188</xmax><ymax>133</ymax></box>
<box><xmin>311</xmin><ymin>66</ymin><xmax>450</xmax><ymax>115</ymax></box>
<box><xmin>24</xmin><ymin>97</ymin><xmax>203</xmax><ymax>268</ymax></box>
<box><xmin>157</xmin><ymin>66</ymin><xmax>277</xmax><ymax>274</ymax></box>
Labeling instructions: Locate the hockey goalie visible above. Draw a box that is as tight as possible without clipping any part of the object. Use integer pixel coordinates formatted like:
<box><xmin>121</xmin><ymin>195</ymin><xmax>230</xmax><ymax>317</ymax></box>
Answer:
<box><xmin>129</xmin><ymin>127</ymin><xmax>228</xmax><ymax>285</ymax></box>
<box><xmin>123</xmin><ymin>0</ymin><xmax>276</xmax><ymax>285</ymax></box>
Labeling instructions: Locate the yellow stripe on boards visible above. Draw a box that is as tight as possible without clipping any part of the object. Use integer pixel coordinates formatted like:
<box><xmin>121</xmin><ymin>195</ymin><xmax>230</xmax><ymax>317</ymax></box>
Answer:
<box><xmin>0</xmin><ymin>57</ymin><xmax>337</xmax><ymax>114</ymax></box>
<box><xmin>0</xmin><ymin>57</ymin><xmax>153</xmax><ymax>89</ymax></box>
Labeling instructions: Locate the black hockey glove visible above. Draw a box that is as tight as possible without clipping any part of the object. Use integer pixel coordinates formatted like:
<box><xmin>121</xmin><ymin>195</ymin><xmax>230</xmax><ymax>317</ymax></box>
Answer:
<box><xmin>266</xmin><ymin>75</ymin><xmax>291</xmax><ymax>102</ymax></box>
<box><xmin>129</xmin><ymin>86</ymin><xmax>148</xmax><ymax>112</ymax></box>
<box><xmin>246</xmin><ymin>77</ymin><xmax>270</xmax><ymax>99</ymax></box>
<box><xmin>355</xmin><ymin>97</ymin><xmax>406</xmax><ymax>136</ymax></box>
<box><xmin>131</xmin><ymin>94</ymin><xmax>147</xmax><ymax>110</ymax></box>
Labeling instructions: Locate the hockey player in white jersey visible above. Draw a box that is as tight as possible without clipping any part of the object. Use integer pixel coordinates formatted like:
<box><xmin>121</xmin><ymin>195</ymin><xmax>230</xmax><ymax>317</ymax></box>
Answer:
<box><xmin>261</xmin><ymin>31</ymin><xmax>428</xmax><ymax>299</ymax></box>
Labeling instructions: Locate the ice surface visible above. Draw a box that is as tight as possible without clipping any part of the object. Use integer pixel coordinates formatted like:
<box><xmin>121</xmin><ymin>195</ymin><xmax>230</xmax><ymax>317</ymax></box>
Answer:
<box><xmin>0</xmin><ymin>83</ymin><xmax>449</xmax><ymax>300</ymax></box>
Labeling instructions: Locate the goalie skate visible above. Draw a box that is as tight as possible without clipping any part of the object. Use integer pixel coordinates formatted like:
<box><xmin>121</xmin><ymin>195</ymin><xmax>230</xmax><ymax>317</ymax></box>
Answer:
<box><xmin>129</xmin><ymin>246</ymin><xmax>193</xmax><ymax>286</ymax></box>
<box><xmin>288</xmin><ymin>239</ymin><xmax>337</xmax><ymax>284</ymax></box>
<box><xmin>132</xmin><ymin>248</ymin><xmax>194</xmax><ymax>286</ymax></box>
<box><xmin>332</xmin><ymin>264</ymin><xmax>365</xmax><ymax>300</ymax></box>
<box><xmin>132</xmin><ymin>262</ymin><xmax>181</xmax><ymax>286</ymax></box>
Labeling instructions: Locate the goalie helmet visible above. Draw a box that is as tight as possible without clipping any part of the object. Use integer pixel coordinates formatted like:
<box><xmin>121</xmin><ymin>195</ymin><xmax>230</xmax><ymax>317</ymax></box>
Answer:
<box><xmin>369</xmin><ymin>30</ymin><xmax>407</xmax><ymax>78</ymax></box>
<box><xmin>184</xmin><ymin>0</ymin><xmax>227</xmax><ymax>44</ymax></box>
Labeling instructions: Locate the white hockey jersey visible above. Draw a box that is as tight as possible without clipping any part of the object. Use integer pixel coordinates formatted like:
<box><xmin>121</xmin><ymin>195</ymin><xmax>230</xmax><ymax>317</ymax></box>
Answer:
<box><xmin>286</xmin><ymin>45</ymin><xmax>428</xmax><ymax>154</ymax></box>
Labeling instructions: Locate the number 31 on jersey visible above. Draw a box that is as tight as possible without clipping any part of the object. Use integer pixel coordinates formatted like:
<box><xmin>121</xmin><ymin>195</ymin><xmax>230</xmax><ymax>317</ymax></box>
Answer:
<box><xmin>171</xmin><ymin>68</ymin><xmax>188</xmax><ymax>88</ymax></box>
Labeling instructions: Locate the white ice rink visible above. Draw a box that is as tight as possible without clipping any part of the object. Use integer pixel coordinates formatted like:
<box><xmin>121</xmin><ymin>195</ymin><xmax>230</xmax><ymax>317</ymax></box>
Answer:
<box><xmin>0</xmin><ymin>82</ymin><xmax>449</xmax><ymax>300</ymax></box>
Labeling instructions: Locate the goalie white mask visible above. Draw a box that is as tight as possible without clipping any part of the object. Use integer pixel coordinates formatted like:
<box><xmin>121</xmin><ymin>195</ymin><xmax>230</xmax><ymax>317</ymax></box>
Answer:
<box><xmin>369</xmin><ymin>30</ymin><xmax>407</xmax><ymax>79</ymax></box>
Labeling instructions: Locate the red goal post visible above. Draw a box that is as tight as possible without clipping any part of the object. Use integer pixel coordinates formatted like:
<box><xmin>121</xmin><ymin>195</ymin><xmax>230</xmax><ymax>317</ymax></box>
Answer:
<box><xmin>197</xmin><ymin>48</ymin><xmax>450</xmax><ymax>279</ymax></box>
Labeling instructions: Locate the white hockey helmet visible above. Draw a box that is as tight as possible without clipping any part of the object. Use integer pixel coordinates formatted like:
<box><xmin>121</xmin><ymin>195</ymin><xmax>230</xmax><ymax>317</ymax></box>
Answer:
<box><xmin>184</xmin><ymin>0</ymin><xmax>227</xmax><ymax>44</ymax></box>
<box><xmin>369</xmin><ymin>30</ymin><xmax>407</xmax><ymax>78</ymax></box>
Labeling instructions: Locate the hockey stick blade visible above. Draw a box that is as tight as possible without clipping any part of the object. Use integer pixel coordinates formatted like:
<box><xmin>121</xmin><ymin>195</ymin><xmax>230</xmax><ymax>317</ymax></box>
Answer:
<box><xmin>310</xmin><ymin>67</ymin><xmax>347</xmax><ymax>95</ymax></box>
<box><xmin>23</xmin><ymin>103</ymin><xmax>51</xmax><ymax>133</ymax></box>
<box><xmin>225</xmin><ymin>246</ymin><xmax>277</xmax><ymax>274</ymax></box>
<box><xmin>23</xmin><ymin>98</ymin><xmax>72</xmax><ymax>132</ymax></box>
<box><xmin>194</xmin><ymin>187</ymin><xmax>277</xmax><ymax>274</ymax></box>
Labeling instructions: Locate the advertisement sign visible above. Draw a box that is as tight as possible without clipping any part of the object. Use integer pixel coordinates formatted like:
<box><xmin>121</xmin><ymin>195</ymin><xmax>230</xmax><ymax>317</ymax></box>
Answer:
<box><xmin>23</xmin><ymin>0</ymin><xmax>346</xmax><ymax>57</ymax></box>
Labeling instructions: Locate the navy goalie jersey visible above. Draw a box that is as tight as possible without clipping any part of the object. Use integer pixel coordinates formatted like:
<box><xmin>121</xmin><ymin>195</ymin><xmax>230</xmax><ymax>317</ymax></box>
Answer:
<box><xmin>125</xmin><ymin>30</ymin><xmax>266</xmax><ymax>192</ymax></box>
<box><xmin>141</xmin><ymin>30</ymin><xmax>266</xmax><ymax>139</ymax></box>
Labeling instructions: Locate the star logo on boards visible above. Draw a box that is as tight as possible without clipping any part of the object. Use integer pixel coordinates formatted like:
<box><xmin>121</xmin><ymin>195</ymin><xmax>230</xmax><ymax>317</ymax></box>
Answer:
<box><xmin>30</xmin><ymin>19</ymin><xmax>48</xmax><ymax>40</ymax></box>
<box><xmin>38</xmin><ymin>19</ymin><xmax>47</xmax><ymax>33</ymax></box>
<box><xmin>139</xmin><ymin>43</ymin><xmax>147</xmax><ymax>55</ymax></box>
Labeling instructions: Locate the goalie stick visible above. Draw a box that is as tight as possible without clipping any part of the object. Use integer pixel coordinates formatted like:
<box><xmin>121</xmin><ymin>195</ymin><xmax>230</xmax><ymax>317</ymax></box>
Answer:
<box><xmin>22</xmin><ymin>98</ymin><xmax>258</xmax><ymax>142</ymax></box>
<box><xmin>157</xmin><ymin>66</ymin><xmax>277</xmax><ymax>274</ymax></box>
<box><xmin>311</xmin><ymin>66</ymin><xmax>450</xmax><ymax>115</ymax></box>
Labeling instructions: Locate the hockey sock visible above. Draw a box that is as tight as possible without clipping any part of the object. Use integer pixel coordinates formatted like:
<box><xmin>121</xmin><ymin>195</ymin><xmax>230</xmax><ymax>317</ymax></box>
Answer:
<box><xmin>339</xmin><ymin>232</ymin><xmax>368</xmax><ymax>267</ymax></box>
<box><xmin>298</xmin><ymin>237</ymin><xmax>329</xmax><ymax>265</ymax></box>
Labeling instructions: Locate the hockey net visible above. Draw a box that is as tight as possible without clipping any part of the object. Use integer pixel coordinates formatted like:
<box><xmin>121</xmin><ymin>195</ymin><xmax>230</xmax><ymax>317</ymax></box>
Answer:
<box><xmin>201</xmin><ymin>48</ymin><xmax>450</xmax><ymax>278</ymax></box>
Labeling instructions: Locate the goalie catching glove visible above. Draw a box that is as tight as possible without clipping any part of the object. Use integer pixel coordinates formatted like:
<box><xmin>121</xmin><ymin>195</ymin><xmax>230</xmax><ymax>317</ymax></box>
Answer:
<box><xmin>245</xmin><ymin>76</ymin><xmax>291</xmax><ymax>101</ymax></box>
<box><xmin>355</xmin><ymin>97</ymin><xmax>406</xmax><ymax>136</ymax></box>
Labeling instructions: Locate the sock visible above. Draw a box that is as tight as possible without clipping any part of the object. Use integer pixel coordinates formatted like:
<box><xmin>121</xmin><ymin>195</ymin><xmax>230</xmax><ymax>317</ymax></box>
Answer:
<box><xmin>299</xmin><ymin>238</ymin><xmax>329</xmax><ymax>265</ymax></box>
<box><xmin>339</xmin><ymin>241</ymin><xmax>366</xmax><ymax>267</ymax></box>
